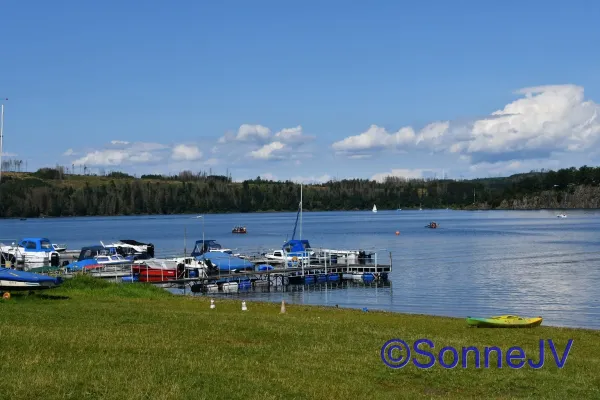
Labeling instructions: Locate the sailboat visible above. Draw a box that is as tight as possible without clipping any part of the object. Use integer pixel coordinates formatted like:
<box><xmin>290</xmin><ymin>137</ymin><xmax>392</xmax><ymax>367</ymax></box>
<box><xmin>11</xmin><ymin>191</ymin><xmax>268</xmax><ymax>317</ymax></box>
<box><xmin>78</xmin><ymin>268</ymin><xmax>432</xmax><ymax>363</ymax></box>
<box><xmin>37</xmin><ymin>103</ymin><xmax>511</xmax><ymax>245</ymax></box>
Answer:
<box><xmin>372</xmin><ymin>204</ymin><xmax>377</xmax><ymax>213</ymax></box>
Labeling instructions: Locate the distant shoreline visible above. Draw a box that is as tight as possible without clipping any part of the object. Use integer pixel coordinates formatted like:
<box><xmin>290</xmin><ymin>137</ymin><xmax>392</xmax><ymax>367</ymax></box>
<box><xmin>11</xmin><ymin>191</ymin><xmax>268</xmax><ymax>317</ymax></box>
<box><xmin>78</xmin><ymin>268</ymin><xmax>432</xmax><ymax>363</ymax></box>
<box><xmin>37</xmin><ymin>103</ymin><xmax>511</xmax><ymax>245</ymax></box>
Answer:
<box><xmin>3</xmin><ymin>207</ymin><xmax>597</xmax><ymax>220</ymax></box>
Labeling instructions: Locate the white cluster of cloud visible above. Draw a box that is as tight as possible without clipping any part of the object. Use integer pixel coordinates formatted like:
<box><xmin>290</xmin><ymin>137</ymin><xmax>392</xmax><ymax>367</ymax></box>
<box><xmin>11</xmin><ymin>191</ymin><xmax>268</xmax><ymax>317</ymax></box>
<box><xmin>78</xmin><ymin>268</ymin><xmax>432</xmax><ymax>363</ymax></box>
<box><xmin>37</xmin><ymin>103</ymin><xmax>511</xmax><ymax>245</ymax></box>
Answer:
<box><xmin>332</xmin><ymin>122</ymin><xmax>449</xmax><ymax>156</ymax></box>
<box><xmin>334</xmin><ymin>84</ymin><xmax>600</xmax><ymax>165</ymax></box>
<box><xmin>218</xmin><ymin>124</ymin><xmax>314</xmax><ymax>160</ymax></box>
<box><xmin>69</xmin><ymin>141</ymin><xmax>203</xmax><ymax>167</ymax></box>
<box><xmin>171</xmin><ymin>144</ymin><xmax>202</xmax><ymax>161</ymax></box>
<box><xmin>63</xmin><ymin>123</ymin><xmax>312</xmax><ymax>171</ymax></box>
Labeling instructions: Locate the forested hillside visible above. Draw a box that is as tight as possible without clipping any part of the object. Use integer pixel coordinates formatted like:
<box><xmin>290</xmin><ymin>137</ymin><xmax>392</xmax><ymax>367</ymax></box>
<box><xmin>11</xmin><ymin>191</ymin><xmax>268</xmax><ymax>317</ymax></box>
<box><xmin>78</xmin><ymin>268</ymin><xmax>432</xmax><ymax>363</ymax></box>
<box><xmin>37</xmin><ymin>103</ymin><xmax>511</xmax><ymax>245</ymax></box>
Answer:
<box><xmin>0</xmin><ymin>165</ymin><xmax>599</xmax><ymax>218</ymax></box>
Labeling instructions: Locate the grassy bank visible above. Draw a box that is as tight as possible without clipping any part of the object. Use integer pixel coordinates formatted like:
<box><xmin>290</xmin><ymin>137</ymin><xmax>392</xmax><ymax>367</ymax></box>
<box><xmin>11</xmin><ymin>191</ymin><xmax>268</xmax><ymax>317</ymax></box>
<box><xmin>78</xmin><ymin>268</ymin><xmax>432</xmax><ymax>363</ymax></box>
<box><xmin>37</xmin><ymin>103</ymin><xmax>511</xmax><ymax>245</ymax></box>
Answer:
<box><xmin>1</xmin><ymin>277</ymin><xmax>599</xmax><ymax>399</ymax></box>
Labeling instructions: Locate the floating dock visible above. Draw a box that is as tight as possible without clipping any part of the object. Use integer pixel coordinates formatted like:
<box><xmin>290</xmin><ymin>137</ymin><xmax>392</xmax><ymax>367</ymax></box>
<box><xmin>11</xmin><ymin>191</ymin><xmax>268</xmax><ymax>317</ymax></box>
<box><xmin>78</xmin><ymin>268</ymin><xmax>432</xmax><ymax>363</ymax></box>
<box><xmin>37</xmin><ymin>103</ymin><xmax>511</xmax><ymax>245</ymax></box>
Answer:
<box><xmin>5</xmin><ymin>247</ymin><xmax>393</xmax><ymax>295</ymax></box>
<box><xmin>148</xmin><ymin>252</ymin><xmax>392</xmax><ymax>294</ymax></box>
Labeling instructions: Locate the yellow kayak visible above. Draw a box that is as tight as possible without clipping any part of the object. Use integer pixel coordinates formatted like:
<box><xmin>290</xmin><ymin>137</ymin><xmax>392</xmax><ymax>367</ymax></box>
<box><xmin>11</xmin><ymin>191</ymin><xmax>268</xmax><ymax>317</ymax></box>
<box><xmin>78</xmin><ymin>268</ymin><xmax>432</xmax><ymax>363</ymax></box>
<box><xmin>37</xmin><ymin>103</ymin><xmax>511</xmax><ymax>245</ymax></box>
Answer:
<box><xmin>466</xmin><ymin>315</ymin><xmax>543</xmax><ymax>328</ymax></box>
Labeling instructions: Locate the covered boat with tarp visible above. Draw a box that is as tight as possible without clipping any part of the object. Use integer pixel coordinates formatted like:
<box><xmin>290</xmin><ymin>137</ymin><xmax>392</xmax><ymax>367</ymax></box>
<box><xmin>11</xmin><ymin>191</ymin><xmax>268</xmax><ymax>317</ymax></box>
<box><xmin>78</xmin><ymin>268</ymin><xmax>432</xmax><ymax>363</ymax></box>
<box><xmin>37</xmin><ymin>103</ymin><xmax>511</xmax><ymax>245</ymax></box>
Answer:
<box><xmin>0</xmin><ymin>268</ymin><xmax>63</xmax><ymax>291</ymax></box>
<box><xmin>190</xmin><ymin>239</ymin><xmax>235</xmax><ymax>257</ymax></box>
<box><xmin>195</xmin><ymin>251</ymin><xmax>255</xmax><ymax>273</ymax></box>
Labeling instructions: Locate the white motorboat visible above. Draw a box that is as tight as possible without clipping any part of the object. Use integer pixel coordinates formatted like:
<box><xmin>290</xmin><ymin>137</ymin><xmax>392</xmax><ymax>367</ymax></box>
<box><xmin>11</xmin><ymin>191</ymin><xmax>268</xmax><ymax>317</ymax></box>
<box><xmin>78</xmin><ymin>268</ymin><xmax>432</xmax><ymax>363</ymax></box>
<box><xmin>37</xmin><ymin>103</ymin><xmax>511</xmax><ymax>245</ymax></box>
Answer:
<box><xmin>0</xmin><ymin>238</ymin><xmax>60</xmax><ymax>265</ymax></box>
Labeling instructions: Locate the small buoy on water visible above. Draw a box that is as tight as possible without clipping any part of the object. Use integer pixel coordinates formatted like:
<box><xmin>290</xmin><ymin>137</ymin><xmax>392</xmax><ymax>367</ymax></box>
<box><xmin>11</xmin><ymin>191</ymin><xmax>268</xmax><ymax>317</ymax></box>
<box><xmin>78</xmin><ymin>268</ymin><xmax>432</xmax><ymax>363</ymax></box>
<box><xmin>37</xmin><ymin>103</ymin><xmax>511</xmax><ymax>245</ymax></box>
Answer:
<box><xmin>241</xmin><ymin>301</ymin><xmax>248</xmax><ymax>311</ymax></box>
<box><xmin>395</xmin><ymin>231</ymin><xmax>400</xmax><ymax>235</ymax></box>
<box><xmin>210</xmin><ymin>299</ymin><xmax>215</xmax><ymax>309</ymax></box>
<box><xmin>2</xmin><ymin>292</ymin><xmax>10</xmax><ymax>300</ymax></box>
<box><xmin>280</xmin><ymin>300</ymin><xmax>286</xmax><ymax>314</ymax></box>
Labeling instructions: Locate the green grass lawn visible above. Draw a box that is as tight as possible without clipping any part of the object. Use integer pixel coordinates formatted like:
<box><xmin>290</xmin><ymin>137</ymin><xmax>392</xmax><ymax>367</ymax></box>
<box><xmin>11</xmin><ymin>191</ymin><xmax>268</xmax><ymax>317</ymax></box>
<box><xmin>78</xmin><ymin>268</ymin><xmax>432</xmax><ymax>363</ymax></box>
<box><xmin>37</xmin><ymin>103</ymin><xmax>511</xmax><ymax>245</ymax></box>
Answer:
<box><xmin>1</xmin><ymin>277</ymin><xmax>599</xmax><ymax>399</ymax></box>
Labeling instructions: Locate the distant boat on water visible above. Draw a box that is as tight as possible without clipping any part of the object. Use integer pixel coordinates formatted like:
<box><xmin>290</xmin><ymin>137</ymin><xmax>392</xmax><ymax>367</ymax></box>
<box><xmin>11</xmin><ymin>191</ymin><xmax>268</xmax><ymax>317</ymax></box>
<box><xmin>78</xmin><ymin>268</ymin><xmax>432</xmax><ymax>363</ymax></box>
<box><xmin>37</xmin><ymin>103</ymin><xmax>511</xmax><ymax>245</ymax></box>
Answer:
<box><xmin>372</xmin><ymin>204</ymin><xmax>377</xmax><ymax>213</ymax></box>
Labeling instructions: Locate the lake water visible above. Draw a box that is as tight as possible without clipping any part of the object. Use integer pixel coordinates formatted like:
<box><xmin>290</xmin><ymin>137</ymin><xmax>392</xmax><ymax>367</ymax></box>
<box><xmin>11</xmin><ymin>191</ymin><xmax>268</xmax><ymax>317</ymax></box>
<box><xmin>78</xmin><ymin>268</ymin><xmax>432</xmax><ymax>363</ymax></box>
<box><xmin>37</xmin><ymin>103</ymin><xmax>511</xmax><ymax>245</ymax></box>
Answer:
<box><xmin>2</xmin><ymin>209</ymin><xmax>599</xmax><ymax>330</ymax></box>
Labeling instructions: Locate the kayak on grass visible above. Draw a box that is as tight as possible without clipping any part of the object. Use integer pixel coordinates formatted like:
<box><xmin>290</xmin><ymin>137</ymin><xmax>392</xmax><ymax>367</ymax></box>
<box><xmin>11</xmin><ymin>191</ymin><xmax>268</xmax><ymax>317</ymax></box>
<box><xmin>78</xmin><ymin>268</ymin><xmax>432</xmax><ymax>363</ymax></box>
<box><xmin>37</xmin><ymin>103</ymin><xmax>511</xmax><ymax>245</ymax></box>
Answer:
<box><xmin>466</xmin><ymin>315</ymin><xmax>543</xmax><ymax>328</ymax></box>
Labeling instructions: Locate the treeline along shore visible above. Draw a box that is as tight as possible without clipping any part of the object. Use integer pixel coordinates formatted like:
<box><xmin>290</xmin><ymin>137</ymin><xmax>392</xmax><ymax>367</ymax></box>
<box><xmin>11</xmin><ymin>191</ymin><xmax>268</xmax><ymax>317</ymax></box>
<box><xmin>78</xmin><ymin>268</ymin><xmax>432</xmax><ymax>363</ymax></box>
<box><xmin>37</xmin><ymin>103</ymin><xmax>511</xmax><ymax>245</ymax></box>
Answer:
<box><xmin>1</xmin><ymin>165</ymin><xmax>600</xmax><ymax>218</ymax></box>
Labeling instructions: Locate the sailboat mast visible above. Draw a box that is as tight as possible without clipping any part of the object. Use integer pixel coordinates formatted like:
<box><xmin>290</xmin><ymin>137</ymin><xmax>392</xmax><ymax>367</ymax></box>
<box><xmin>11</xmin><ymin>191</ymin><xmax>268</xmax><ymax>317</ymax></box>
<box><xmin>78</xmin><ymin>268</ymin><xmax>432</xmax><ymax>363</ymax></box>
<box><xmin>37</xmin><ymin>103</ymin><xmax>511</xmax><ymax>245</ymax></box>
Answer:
<box><xmin>299</xmin><ymin>183</ymin><xmax>303</xmax><ymax>240</ymax></box>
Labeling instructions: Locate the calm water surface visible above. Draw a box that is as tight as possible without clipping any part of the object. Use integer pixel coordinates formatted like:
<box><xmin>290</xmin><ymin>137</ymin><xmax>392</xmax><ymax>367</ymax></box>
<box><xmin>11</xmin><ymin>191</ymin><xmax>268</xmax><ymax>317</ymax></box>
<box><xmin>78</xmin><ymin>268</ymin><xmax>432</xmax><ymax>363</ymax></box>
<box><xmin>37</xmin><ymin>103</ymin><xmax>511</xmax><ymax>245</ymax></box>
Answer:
<box><xmin>2</xmin><ymin>209</ymin><xmax>599</xmax><ymax>330</ymax></box>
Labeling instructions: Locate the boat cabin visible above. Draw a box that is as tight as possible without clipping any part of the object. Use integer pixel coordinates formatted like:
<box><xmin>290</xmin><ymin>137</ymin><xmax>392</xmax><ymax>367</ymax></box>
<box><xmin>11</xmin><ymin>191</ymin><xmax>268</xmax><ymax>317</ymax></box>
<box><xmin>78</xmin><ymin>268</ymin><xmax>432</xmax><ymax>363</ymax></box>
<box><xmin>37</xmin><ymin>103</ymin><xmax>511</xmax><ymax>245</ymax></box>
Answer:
<box><xmin>191</xmin><ymin>240</ymin><xmax>232</xmax><ymax>257</ymax></box>
<box><xmin>117</xmin><ymin>239</ymin><xmax>155</xmax><ymax>258</ymax></box>
<box><xmin>77</xmin><ymin>246</ymin><xmax>118</xmax><ymax>261</ymax></box>
<box><xmin>16</xmin><ymin>238</ymin><xmax>54</xmax><ymax>252</ymax></box>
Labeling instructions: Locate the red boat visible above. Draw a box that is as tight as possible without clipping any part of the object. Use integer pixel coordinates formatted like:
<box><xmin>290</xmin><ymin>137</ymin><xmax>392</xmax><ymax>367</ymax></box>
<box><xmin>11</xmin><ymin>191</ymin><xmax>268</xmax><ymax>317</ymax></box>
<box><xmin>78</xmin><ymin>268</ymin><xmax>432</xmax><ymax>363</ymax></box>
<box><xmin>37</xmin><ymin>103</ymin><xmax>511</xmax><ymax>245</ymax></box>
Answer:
<box><xmin>232</xmin><ymin>226</ymin><xmax>247</xmax><ymax>234</ymax></box>
<box><xmin>132</xmin><ymin>263</ymin><xmax>180</xmax><ymax>282</ymax></box>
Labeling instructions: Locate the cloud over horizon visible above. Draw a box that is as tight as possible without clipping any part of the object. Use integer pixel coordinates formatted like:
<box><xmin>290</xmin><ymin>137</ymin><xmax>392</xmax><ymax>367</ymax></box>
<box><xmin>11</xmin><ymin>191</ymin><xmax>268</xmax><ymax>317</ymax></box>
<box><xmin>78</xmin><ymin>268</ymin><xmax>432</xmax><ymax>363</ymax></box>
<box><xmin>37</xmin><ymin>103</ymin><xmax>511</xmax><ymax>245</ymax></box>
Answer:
<box><xmin>71</xmin><ymin>141</ymin><xmax>172</xmax><ymax>166</ymax></box>
<box><xmin>334</xmin><ymin>84</ymin><xmax>600</xmax><ymax>166</ymax></box>
<box><xmin>216</xmin><ymin>124</ymin><xmax>315</xmax><ymax>161</ymax></box>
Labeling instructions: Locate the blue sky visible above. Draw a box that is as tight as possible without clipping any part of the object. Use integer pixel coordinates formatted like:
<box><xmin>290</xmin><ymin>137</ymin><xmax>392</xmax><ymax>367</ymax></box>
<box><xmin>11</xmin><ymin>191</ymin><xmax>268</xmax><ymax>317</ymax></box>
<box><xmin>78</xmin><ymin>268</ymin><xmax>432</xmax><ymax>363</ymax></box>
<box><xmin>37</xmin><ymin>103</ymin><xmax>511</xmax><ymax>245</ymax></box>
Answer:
<box><xmin>1</xmin><ymin>0</ymin><xmax>600</xmax><ymax>183</ymax></box>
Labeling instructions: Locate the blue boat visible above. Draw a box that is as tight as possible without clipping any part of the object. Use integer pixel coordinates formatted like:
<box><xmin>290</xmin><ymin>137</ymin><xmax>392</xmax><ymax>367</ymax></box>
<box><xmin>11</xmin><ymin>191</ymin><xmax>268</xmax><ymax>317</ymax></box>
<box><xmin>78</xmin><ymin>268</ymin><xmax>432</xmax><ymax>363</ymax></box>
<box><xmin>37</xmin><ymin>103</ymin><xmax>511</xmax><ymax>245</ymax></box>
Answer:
<box><xmin>188</xmin><ymin>239</ymin><xmax>255</xmax><ymax>273</ymax></box>
<box><xmin>0</xmin><ymin>237</ymin><xmax>61</xmax><ymax>265</ymax></box>
<box><xmin>197</xmin><ymin>251</ymin><xmax>255</xmax><ymax>273</ymax></box>
<box><xmin>257</xmin><ymin>264</ymin><xmax>274</xmax><ymax>271</ymax></box>
<box><xmin>64</xmin><ymin>245</ymin><xmax>133</xmax><ymax>272</ymax></box>
<box><xmin>0</xmin><ymin>268</ymin><xmax>62</xmax><ymax>291</ymax></box>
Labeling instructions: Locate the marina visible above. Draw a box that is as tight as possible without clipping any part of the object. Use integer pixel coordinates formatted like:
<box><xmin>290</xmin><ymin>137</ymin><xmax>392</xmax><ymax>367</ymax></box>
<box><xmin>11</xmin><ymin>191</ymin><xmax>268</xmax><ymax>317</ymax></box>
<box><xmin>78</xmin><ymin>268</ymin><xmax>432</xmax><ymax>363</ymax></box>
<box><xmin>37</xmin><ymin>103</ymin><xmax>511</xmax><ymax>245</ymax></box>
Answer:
<box><xmin>0</xmin><ymin>241</ymin><xmax>392</xmax><ymax>291</ymax></box>
<box><xmin>0</xmin><ymin>186</ymin><xmax>393</xmax><ymax>295</ymax></box>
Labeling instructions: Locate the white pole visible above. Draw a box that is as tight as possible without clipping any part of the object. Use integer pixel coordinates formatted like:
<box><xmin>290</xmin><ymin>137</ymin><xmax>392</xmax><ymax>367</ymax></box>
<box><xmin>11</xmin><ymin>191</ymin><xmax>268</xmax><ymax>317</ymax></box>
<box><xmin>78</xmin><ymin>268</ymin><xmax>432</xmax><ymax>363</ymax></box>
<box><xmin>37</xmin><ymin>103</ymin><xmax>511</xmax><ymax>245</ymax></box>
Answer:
<box><xmin>0</xmin><ymin>103</ymin><xmax>4</xmax><ymax>183</ymax></box>
<box><xmin>300</xmin><ymin>184</ymin><xmax>303</xmax><ymax>240</ymax></box>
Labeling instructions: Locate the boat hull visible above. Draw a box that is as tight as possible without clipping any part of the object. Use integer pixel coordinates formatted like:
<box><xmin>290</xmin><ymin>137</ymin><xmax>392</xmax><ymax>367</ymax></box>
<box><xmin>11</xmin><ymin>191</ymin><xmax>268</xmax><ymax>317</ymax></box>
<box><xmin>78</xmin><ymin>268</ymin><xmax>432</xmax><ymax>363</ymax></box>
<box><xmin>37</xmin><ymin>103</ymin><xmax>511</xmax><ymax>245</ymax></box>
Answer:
<box><xmin>466</xmin><ymin>315</ymin><xmax>543</xmax><ymax>328</ymax></box>
<box><xmin>132</xmin><ymin>266</ymin><xmax>178</xmax><ymax>282</ymax></box>
<box><xmin>0</xmin><ymin>279</ymin><xmax>60</xmax><ymax>291</ymax></box>
<box><xmin>0</xmin><ymin>268</ymin><xmax>62</xmax><ymax>291</ymax></box>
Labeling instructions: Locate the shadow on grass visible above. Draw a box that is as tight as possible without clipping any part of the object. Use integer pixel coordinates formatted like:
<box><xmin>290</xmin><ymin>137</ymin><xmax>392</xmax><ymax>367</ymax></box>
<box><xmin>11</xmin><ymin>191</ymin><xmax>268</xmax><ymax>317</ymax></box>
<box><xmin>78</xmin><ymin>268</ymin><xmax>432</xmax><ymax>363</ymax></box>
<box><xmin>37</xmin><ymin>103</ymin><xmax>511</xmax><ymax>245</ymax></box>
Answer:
<box><xmin>1</xmin><ymin>291</ymin><xmax>71</xmax><ymax>301</ymax></box>
<box><xmin>34</xmin><ymin>293</ymin><xmax>71</xmax><ymax>300</ymax></box>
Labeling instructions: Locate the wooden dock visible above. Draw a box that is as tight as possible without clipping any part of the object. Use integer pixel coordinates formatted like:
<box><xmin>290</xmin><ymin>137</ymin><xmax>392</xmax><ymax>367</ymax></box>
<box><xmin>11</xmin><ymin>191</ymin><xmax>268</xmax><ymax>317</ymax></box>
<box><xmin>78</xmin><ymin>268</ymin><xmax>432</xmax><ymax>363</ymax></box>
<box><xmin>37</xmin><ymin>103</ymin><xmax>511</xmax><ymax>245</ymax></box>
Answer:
<box><xmin>14</xmin><ymin>248</ymin><xmax>393</xmax><ymax>295</ymax></box>
<box><xmin>144</xmin><ymin>259</ymin><xmax>392</xmax><ymax>294</ymax></box>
